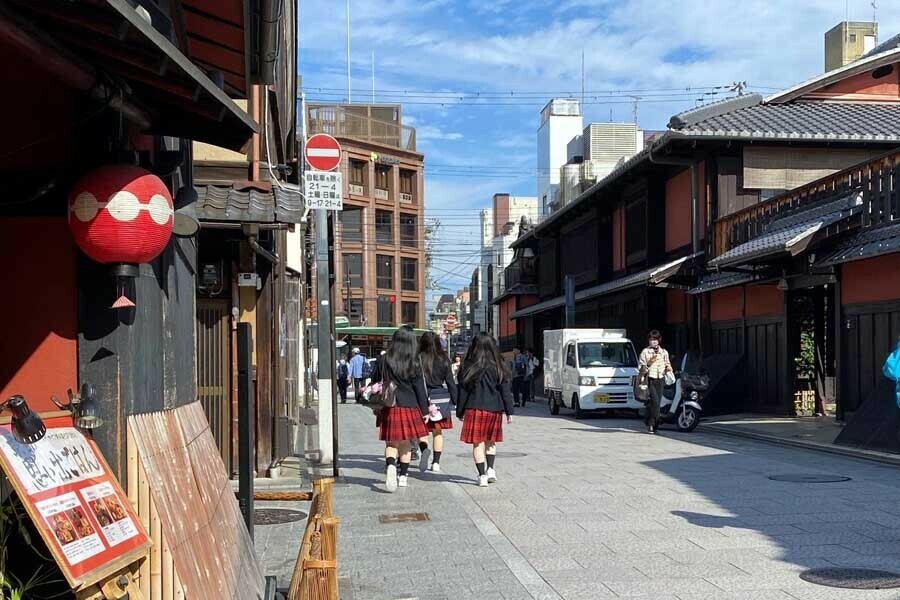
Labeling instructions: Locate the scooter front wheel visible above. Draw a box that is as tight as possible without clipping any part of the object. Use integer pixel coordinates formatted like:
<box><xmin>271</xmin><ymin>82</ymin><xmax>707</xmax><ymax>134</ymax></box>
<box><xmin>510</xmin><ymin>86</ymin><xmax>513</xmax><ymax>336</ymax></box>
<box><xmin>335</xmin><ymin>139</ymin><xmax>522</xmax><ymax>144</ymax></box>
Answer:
<box><xmin>676</xmin><ymin>406</ymin><xmax>700</xmax><ymax>432</ymax></box>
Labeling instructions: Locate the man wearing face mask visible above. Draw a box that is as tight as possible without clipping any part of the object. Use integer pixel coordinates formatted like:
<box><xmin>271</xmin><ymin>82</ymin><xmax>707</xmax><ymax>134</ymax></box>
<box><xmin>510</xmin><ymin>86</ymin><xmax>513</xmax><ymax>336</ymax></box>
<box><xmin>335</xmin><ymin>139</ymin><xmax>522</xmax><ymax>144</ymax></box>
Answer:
<box><xmin>638</xmin><ymin>330</ymin><xmax>672</xmax><ymax>434</ymax></box>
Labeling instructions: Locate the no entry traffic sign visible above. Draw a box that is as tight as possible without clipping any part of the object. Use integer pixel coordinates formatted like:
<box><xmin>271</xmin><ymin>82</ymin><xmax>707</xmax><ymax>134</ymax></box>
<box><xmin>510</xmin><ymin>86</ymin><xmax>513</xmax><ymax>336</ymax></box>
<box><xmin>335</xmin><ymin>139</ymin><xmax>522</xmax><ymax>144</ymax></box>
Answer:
<box><xmin>305</xmin><ymin>134</ymin><xmax>342</xmax><ymax>171</ymax></box>
<box><xmin>445</xmin><ymin>313</ymin><xmax>459</xmax><ymax>331</ymax></box>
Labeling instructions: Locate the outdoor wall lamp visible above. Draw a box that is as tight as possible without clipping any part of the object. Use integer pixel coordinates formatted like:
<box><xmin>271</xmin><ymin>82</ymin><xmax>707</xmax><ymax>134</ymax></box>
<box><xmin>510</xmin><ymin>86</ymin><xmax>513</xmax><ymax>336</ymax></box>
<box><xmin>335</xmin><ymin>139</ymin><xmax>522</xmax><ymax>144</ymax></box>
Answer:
<box><xmin>52</xmin><ymin>383</ymin><xmax>103</xmax><ymax>430</ymax></box>
<box><xmin>0</xmin><ymin>395</ymin><xmax>47</xmax><ymax>444</ymax></box>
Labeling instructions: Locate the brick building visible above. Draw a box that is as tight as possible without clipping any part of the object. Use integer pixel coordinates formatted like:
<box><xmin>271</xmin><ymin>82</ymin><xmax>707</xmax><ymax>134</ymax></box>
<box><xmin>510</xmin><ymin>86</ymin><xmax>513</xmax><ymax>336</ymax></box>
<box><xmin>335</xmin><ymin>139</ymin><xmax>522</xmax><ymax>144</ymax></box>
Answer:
<box><xmin>307</xmin><ymin>104</ymin><xmax>426</xmax><ymax>329</ymax></box>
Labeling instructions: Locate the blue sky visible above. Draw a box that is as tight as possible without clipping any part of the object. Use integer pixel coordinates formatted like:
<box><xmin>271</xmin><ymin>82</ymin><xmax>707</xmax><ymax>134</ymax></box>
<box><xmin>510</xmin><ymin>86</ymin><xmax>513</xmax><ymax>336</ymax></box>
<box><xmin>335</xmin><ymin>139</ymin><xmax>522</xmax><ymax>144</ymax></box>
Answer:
<box><xmin>298</xmin><ymin>0</ymin><xmax>900</xmax><ymax>306</ymax></box>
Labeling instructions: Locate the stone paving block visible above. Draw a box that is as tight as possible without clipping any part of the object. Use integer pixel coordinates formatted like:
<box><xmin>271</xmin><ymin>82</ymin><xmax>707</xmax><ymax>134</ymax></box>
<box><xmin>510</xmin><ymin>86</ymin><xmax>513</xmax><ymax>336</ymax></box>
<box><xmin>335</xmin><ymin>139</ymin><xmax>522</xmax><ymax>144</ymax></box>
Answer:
<box><xmin>603</xmin><ymin>576</ymin><xmax>721</xmax><ymax>597</ymax></box>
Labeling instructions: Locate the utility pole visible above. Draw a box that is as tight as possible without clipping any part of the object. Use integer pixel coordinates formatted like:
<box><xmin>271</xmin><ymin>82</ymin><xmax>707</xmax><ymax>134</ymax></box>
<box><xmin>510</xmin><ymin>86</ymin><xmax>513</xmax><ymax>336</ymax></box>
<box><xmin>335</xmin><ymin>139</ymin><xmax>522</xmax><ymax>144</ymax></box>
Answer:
<box><xmin>315</xmin><ymin>207</ymin><xmax>337</xmax><ymax>472</ymax></box>
<box><xmin>580</xmin><ymin>49</ymin><xmax>585</xmax><ymax>108</ymax></box>
<box><xmin>371</xmin><ymin>50</ymin><xmax>375</xmax><ymax>104</ymax></box>
<box><xmin>346</xmin><ymin>0</ymin><xmax>351</xmax><ymax>103</ymax></box>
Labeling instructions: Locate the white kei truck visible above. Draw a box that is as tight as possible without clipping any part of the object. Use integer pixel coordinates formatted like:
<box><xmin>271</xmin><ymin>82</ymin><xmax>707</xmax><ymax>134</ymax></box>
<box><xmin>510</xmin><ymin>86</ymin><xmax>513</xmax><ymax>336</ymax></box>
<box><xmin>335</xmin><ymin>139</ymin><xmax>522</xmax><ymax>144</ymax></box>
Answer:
<box><xmin>543</xmin><ymin>329</ymin><xmax>642</xmax><ymax>418</ymax></box>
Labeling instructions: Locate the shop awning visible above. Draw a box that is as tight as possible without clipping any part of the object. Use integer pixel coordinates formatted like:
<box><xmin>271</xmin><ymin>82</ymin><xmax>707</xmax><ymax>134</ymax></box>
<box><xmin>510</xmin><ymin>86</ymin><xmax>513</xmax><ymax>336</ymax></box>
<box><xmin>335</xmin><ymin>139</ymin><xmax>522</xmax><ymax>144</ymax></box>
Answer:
<box><xmin>9</xmin><ymin>0</ymin><xmax>258</xmax><ymax>151</ymax></box>
<box><xmin>688</xmin><ymin>271</ymin><xmax>758</xmax><ymax>295</ymax></box>
<box><xmin>815</xmin><ymin>222</ymin><xmax>900</xmax><ymax>267</ymax></box>
<box><xmin>510</xmin><ymin>253</ymin><xmax>702</xmax><ymax>319</ymax></box>
<box><xmin>708</xmin><ymin>192</ymin><xmax>863</xmax><ymax>269</ymax></box>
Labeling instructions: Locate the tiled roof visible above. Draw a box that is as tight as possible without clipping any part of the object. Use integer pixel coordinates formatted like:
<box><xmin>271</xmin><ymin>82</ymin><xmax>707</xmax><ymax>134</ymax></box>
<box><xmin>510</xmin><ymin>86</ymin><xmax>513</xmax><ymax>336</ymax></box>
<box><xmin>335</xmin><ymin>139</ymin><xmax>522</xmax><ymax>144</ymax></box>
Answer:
<box><xmin>708</xmin><ymin>193</ymin><xmax>863</xmax><ymax>269</ymax></box>
<box><xmin>816</xmin><ymin>222</ymin><xmax>900</xmax><ymax>267</ymax></box>
<box><xmin>196</xmin><ymin>184</ymin><xmax>304</xmax><ymax>223</ymax></box>
<box><xmin>510</xmin><ymin>254</ymin><xmax>700</xmax><ymax>319</ymax></box>
<box><xmin>672</xmin><ymin>102</ymin><xmax>900</xmax><ymax>142</ymax></box>
<box><xmin>688</xmin><ymin>271</ymin><xmax>757</xmax><ymax>295</ymax></box>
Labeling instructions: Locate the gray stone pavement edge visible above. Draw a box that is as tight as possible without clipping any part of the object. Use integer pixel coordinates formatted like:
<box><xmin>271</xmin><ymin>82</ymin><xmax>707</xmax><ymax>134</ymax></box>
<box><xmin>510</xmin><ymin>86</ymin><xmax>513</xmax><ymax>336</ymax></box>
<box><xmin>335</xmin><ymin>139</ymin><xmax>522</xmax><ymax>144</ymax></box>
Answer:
<box><xmin>257</xmin><ymin>400</ymin><xmax>900</xmax><ymax>600</ymax></box>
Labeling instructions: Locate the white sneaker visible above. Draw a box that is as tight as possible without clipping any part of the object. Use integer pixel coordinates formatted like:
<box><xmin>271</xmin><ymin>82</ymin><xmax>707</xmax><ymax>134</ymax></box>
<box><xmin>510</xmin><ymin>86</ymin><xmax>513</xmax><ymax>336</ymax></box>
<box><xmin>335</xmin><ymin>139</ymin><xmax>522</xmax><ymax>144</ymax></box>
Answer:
<box><xmin>418</xmin><ymin>448</ymin><xmax>431</xmax><ymax>472</ymax></box>
<box><xmin>478</xmin><ymin>474</ymin><xmax>489</xmax><ymax>487</ymax></box>
<box><xmin>430</xmin><ymin>462</ymin><xmax>441</xmax><ymax>473</ymax></box>
<box><xmin>487</xmin><ymin>468</ymin><xmax>497</xmax><ymax>483</ymax></box>
<box><xmin>385</xmin><ymin>464</ymin><xmax>398</xmax><ymax>493</ymax></box>
<box><xmin>398</xmin><ymin>475</ymin><xmax>408</xmax><ymax>488</ymax></box>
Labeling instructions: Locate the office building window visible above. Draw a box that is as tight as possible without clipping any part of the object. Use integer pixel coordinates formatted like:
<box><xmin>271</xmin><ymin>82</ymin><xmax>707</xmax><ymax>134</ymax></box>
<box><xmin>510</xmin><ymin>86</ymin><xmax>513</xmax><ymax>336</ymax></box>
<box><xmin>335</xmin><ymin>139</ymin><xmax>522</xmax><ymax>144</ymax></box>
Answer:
<box><xmin>401</xmin><ymin>258</ymin><xmax>417</xmax><ymax>291</ymax></box>
<box><xmin>401</xmin><ymin>301</ymin><xmax>418</xmax><ymax>327</ymax></box>
<box><xmin>400</xmin><ymin>214</ymin><xmax>416</xmax><ymax>247</ymax></box>
<box><xmin>339</xmin><ymin>206</ymin><xmax>362</xmax><ymax>242</ymax></box>
<box><xmin>376</xmin><ymin>255</ymin><xmax>394</xmax><ymax>289</ymax></box>
<box><xmin>349</xmin><ymin>159</ymin><xmax>366</xmax><ymax>187</ymax></box>
<box><xmin>376</xmin><ymin>210</ymin><xmax>393</xmax><ymax>245</ymax></box>
<box><xmin>375</xmin><ymin>165</ymin><xmax>391</xmax><ymax>191</ymax></box>
<box><xmin>347</xmin><ymin>299</ymin><xmax>363</xmax><ymax>325</ymax></box>
<box><xmin>377</xmin><ymin>295</ymin><xmax>394</xmax><ymax>327</ymax></box>
<box><xmin>343</xmin><ymin>254</ymin><xmax>362</xmax><ymax>288</ymax></box>
<box><xmin>399</xmin><ymin>169</ymin><xmax>415</xmax><ymax>201</ymax></box>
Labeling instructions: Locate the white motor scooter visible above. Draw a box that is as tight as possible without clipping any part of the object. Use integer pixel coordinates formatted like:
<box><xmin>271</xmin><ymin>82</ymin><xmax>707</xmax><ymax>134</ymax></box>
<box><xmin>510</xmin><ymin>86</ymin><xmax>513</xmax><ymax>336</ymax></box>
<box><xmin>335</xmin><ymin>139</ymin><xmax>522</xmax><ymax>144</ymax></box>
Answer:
<box><xmin>657</xmin><ymin>354</ymin><xmax>706</xmax><ymax>432</ymax></box>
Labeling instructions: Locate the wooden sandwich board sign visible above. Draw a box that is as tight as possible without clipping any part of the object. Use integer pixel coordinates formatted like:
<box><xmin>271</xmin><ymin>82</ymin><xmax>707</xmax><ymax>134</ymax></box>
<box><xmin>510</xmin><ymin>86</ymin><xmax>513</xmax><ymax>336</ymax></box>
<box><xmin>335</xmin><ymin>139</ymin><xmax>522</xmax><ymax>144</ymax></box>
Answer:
<box><xmin>0</xmin><ymin>416</ymin><xmax>151</xmax><ymax>594</ymax></box>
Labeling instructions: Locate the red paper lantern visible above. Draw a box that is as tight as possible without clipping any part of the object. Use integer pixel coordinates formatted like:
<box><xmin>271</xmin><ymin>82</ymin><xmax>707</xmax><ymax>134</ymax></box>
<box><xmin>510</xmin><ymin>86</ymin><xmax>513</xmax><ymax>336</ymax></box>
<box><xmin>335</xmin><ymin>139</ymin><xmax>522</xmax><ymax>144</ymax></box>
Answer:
<box><xmin>68</xmin><ymin>165</ymin><xmax>174</xmax><ymax>308</ymax></box>
<box><xmin>68</xmin><ymin>165</ymin><xmax>174</xmax><ymax>264</ymax></box>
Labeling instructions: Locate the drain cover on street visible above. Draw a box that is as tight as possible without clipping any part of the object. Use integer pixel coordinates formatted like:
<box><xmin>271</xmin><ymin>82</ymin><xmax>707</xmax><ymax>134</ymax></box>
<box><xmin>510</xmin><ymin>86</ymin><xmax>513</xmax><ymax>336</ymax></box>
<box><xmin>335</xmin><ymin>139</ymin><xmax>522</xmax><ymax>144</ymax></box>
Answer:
<box><xmin>253</xmin><ymin>508</ymin><xmax>307</xmax><ymax>525</ymax></box>
<box><xmin>800</xmin><ymin>568</ymin><xmax>900</xmax><ymax>589</ymax></box>
<box><xmin>454</xmin><ymin>451</ymin><xmax>528</xmax><ymax>458</ymax></box>
<box><xmin>378</xmin><ymin>512</ymin><xmax>430</xmax><ymax>524</ymax></box>
<box><xmin>768</xmin><ymin>474</ymin><xmax>851</xmax><ymax>483</ymax></box>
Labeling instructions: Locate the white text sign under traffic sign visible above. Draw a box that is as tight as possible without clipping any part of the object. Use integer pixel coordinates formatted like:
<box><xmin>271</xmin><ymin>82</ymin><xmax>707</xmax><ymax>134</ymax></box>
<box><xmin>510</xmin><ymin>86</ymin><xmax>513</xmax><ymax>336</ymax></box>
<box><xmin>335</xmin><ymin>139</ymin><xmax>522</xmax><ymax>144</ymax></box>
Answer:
<box><xmin>305</xmin><ymin>171</ymin><xmax>343</xmax><ymax>210</ymax></box>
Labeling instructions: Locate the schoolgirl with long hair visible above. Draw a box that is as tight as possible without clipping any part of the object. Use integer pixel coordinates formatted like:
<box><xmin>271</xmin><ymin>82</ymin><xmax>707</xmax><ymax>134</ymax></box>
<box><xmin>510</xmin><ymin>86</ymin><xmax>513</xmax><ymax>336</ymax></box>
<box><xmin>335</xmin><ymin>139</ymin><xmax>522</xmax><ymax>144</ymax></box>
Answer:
<box><xmin>373</xmin><ymin>325</ymin><xmax>429</xmax><ymax>492</ymax></box>
<box><xmin>415</xmin><ymin>331</ymin><xmax>458</xmax><ymax>472</ymax></box>
<box><xmin>456</xmin><ymin>332</ymin><xmax>514</xmax><ymax>487</ymax></box>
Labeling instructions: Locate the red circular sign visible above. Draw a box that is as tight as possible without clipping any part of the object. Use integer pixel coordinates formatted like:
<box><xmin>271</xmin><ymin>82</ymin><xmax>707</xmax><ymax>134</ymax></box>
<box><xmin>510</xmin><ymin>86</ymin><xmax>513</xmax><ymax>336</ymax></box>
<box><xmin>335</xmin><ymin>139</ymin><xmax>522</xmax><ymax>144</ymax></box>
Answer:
<box><xmin>445</xmin><ymin>314</ymin><xmax>459</xmax><ymax>330</ymax></box>
<box><xmin>305</xmin><ymin>134</ymin><xmax>342</xmax><ymax>171</ymax></box>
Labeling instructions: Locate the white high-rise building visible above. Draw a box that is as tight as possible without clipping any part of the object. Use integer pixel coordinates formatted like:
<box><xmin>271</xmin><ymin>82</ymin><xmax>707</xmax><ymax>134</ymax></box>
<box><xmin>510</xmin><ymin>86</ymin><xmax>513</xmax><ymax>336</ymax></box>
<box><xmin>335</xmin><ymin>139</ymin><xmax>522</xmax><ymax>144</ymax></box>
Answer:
<box><xmin>537</xmin><ymin>98</ymin><xmax>583</xmax><ymax>215</ymax></box>
<box><xmin>559</xmin><ymin>122</ymin><xmax>645</xmax><ymax>208</ymax></box>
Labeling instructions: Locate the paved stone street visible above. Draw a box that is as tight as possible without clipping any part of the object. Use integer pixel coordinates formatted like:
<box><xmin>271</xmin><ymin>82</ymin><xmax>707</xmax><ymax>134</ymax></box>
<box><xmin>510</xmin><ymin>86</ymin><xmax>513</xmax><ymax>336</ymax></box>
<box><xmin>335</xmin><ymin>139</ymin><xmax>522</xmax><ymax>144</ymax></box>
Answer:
<box><xmin>266</xmin><ymin>402</ymin><xmax>900</xmax><ymax>599</ymax></box>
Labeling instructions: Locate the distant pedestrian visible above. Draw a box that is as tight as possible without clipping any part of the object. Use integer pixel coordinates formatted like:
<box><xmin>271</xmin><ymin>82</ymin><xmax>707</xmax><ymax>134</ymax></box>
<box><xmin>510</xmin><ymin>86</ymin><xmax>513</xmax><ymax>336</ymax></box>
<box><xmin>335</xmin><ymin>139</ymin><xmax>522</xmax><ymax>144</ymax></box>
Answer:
<box><xmin>457</xmin><ymin>332</ymin><xmax>514</xmax><ymax>487</ymax></box>
<box><xmin>524</xmin><ymin>348</ymin><xmax>539</xmax><ymax>403</ymax></box>
<box><xmin>638</xmin><ymin>330</ymin><xmax>672</xmax><ymax>435</ymax></box>
<box><xmin>349</xmin><ymin>347</ymin><xmax>367</xmax><ymax>403</ymax></box>
<box><xmin>416</xmin><ymin>331</ymin><xmax>458</xmax><ymax>473</ymax></box>
<box><xmin>337</xmin><ymin>359</ymin><xmax>350</xmax><ymax>403</ymax></box>
<box><xmin>511</xmin><ymin>347</ymin><xmax>528</xmax><ymax>407</ymax></box>
<box><xmin>372</xmin><ymin>326</ymin><xmax>429</xmax><ymax>492</ymax></box>
<box><xmin>451</xmin><ymin>354</ymin><xmax>462</xmax><ymax>383</ymax></box>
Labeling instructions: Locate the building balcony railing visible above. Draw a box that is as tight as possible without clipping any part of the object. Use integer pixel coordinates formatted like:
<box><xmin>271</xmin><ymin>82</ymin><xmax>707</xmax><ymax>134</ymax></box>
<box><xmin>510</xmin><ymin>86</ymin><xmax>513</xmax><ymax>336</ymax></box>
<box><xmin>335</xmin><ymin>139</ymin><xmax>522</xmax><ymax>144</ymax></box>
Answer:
<box><xmin>349</xmin><ymin>183</ymin><xmax>364</xmax><ymax>196</ymax></box>
<box><xmin>713</xmin><ymin>151</ymin><xmax>900</xmax><ymax>259</ymax></box>
<box><xmin>307</xmin><ymin>103</ymin><xmax>417</xmax><ymax>151</ymax></box>
<box><xmin>374</xmin><ymin>188</ymin><xmax>390</xmax><ymax>201</ymax></box>
<box><xmin>503</xmin><ymin>260</ymin><xmax>537</xmax><ymax>292</ymax></box>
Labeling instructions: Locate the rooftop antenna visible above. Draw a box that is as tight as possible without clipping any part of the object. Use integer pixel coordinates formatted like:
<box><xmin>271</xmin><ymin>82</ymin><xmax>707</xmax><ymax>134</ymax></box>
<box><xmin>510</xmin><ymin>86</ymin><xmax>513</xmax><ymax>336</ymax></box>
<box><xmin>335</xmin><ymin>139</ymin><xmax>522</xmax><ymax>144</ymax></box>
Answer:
<box><xmin>630</xmin><ymin>96</ymin><xmax>640</xmax><ymax>124</ymax></box>
<box><xmin>731</xmin><ymin>81</ymin><xmax>747</xmax><ymax>96</ymax></box>
<box><xmin>872</xmin><ymin>1</ymin><xmax>878</xmax><ymax>33</ymax></box>
<box><xmin>581</xmin><ymin>49</ymin><xmax>585</xmax><ymax>108</ymax></box>
<box><xmin>346</xmin><ymin>0</ymin><xmax>351</xmax><ymax>103</ymax></box>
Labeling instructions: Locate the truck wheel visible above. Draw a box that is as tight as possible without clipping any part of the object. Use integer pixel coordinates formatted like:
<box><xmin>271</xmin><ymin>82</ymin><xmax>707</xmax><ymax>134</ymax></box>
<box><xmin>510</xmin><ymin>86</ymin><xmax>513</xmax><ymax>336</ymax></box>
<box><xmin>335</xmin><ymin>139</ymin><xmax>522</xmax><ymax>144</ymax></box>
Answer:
<box><xmin>549</xmin><ymin>393</ymin><xmax>560</xmax><ymax>415</ymax></box>
<box><xmin>676</xmin><ymin>406</ymin><xmax>700</xmax><ymax>432</ymax></box>
<box><xmin>572</xmin><ymin>394</ymin><xmax>584</xmax><ymax>420</ymax></box>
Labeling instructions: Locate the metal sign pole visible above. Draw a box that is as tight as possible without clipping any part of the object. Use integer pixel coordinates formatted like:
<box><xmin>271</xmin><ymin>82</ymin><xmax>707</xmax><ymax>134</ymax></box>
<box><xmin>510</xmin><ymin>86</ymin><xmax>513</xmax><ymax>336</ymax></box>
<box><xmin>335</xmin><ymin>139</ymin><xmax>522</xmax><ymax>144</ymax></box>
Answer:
<box><xmin>237</xmin><ymin>322</ymin><xmax>254</xmax><ymax>539</ymax></box>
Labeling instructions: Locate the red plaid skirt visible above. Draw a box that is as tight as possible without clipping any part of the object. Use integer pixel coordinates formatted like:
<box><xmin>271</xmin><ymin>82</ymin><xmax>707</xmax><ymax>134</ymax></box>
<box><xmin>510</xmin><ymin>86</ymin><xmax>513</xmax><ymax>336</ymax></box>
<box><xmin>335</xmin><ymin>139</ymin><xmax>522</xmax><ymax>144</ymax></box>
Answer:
<box><xmin>459</xmin><ymin>409</ymin><xmax>504</xmax><ymax>443</ymax></box>
<box><xmin>426</xmin><ymin>413</ymin><xmax>453</xmax><ymax>431</ymax></box>
<box><xmin>378</xmin><ymin>405</ymin><xmax>428</xmax><ymax>441</ymax></box>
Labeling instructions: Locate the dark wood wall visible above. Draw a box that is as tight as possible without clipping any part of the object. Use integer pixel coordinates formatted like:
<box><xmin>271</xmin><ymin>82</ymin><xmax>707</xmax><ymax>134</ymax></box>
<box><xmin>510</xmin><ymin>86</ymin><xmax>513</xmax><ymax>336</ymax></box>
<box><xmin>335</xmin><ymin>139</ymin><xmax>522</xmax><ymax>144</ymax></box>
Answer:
<box><xmin>79</xmin><ymin>237</ymin><xmax>199</xmax><ymax>482</ymax></box>
<box><xmin>841</xmin><ymin>300</ymin><xmax>900</xmax><ymax>413</ymax></box>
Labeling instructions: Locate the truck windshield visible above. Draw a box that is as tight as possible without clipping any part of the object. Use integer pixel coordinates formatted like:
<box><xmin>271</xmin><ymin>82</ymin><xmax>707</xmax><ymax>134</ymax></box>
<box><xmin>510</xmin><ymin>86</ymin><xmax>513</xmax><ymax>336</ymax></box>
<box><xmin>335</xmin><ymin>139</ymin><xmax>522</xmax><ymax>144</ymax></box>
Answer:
<box><xmin>577</xmin><ymin>342</ymin><xmax>636</xmax><ymax>368</ymax></box>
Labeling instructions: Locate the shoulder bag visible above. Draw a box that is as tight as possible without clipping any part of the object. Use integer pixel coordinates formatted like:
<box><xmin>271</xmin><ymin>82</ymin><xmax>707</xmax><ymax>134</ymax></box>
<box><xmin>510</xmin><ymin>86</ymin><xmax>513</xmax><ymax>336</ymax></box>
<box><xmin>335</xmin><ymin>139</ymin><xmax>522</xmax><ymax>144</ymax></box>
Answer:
<box><xmin>422</xmin><ymin>358</ymin><xmax>453</xmax><ymax>421</ymax></box>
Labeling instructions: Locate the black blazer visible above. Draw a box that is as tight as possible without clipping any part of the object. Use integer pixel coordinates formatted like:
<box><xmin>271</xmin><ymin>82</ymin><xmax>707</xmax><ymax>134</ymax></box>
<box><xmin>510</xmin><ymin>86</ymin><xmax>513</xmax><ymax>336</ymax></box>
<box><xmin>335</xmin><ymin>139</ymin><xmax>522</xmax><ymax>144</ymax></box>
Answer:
<box><xmin>456</xmin><ymin>370</ymin><xmax>514</xmax><ymax>418</ymax></box>
<box><xmin>423</xmin><ymin>358</ymin><xmax>458</xmax><ymax>405</ymax></box>
<box><xmin>372</xmin><ymin>361</ymin><xmax>429</xmax><ymax>415</ymax></box>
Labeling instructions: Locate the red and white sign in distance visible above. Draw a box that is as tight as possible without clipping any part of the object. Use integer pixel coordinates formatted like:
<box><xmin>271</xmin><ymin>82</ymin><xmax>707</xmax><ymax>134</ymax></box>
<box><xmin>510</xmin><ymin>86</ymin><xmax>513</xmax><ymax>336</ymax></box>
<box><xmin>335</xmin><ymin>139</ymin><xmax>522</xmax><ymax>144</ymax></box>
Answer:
<box><xmin>305</xmin><ymin>134</ymin><xmax>342</xmax><ymax>171</ymax></box>
<box><xmin>445</xmin><ymin>313</ymin><xmax>459</xmax><ymax>331</ymax></box>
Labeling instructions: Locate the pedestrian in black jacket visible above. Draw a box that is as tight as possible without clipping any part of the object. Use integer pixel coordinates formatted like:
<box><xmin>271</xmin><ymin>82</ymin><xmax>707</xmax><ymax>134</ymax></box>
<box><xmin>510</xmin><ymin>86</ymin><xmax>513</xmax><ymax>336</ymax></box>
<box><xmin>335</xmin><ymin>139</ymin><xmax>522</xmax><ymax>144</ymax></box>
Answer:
<box><xmin>457</xmin><ymin>332</ymin><xmax>514</xmax><ymax>487</ymax></box>
<box><xmin>372</xmin><ymin>325</ymin><xmax>429</xmax><ymax>492</ymax></box>
<box><xmin>416</xmin><ymin>331</ymin><xmax>458</xmax><ymax>473</ymax></box>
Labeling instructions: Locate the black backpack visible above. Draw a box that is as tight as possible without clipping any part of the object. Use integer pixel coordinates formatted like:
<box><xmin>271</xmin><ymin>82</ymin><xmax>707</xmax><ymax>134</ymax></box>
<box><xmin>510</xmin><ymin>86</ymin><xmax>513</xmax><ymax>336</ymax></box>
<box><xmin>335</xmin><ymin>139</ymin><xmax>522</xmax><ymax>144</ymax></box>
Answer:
<box><xmin>514</xmin><ymin>355</ymin><xmax>527</xmax><ymax>377</ymax></box>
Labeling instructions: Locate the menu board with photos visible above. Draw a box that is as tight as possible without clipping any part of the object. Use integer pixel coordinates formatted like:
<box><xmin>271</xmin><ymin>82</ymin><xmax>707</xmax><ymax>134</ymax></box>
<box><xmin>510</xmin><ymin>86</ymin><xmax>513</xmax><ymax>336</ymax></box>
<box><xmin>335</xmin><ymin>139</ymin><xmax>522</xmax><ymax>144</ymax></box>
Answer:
<box><xmin>0</xmin><ymin>417</ymin><xmax>151</xmax><ymax>590</ymax></box>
